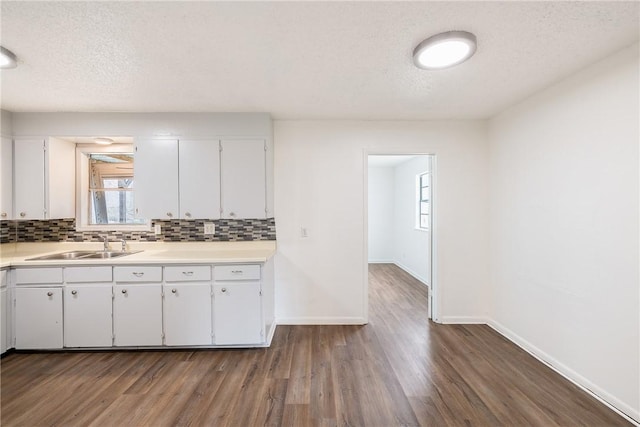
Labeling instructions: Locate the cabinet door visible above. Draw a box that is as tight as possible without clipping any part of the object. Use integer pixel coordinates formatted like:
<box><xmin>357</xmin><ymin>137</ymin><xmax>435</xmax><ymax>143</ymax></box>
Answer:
<box><xmin>134</xmin><ymin>139</ymin><xmax>179</xmax><ymax>220</ymax></box>
<box><xmin>214</xmin><ymin>282</ymin><xmax>262</xmax><ymax>345</ymax></box>
<box><xmin>220</xmin><ymin>139</ymin><xmax>266</xmax><ymax>219</ymax></box>
<box><xmin>163</xmin><ymin>282</ymin><xmax>212</xmax><ymax>346</ymax></box>
<box><xmin>14</xmin><ymin>139</ymin><xmax>46</xmax><ymax>220</ymax></box>
<box><xmin>179</xmin><ymin>140</ymin><xmax>220</xmax><ymax>219</ymax></box>
<box><xmin>0</xmin><ymin>287</ymin><xmax>7</xmax><ymax>353</ymax></box>
<box><xmin>1</xmin><ymin>137</ymin><xmax>12</xmax><ymax>220</ymax></box>
<box><xmin>113</xmin><ymin>284</ymin><xmax>162</xmax><ymax>346</ymax></box>
<box><xmin>64</xmin><ymin>285</ymin><xmax>113</xmax><ymax>348</ymax></box>
<box><xmin>15</xmin><ymin>287</ymin><xmax>63</xmax><ymax>349</ymax></box>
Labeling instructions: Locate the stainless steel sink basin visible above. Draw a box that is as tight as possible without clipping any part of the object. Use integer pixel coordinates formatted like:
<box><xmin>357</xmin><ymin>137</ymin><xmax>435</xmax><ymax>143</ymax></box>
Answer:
<box><xmin>26</xmin><ymin>250</ymin><xmax>142</xmax><ymax>261</ymax></box>
<box><xmin>84</xmin><ymin>251</ymin><xmax>137</xmax><ymax>259</ymax></box>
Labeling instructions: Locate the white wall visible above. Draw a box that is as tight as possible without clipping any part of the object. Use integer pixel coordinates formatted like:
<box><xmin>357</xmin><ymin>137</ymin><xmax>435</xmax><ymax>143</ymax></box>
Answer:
<box><xmin>488</xmin><ymin>44</ymin><xmax>639</xmax><ymax>421</ymax></box>
<box><xmin>367</xmin><ymin>166</ymin><xmax>395</xmax><ymax>262</ymax></box>
<box><xmin>1</xmin><ymin>110</ymin><xmax>13</xmax><ymax>137</ymax></box>
<box><xmin>274</xmin><ymin>120</ymin><xmax>489</xmax><ymax>324</ymax></box>
<box><xmin>393</xmin><ymin>156</ymin><xmax>430</xmax><ymax>284</ymax></box>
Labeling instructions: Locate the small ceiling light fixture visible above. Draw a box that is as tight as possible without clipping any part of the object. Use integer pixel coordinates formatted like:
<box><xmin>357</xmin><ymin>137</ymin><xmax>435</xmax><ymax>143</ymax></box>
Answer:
<box><xmin>94</xmin><ymin>137</ymin><xmax>114</xmax><ymax>145</ymax></box>
<box><xmin>413</xmin><ymin>31</ymin><xmax>477</xmax><ymax>70</ymax></box>
<box><xmin>0</xmin><ymin>46</ymin><xmax>18</xmax><ymax>69</ymax></box>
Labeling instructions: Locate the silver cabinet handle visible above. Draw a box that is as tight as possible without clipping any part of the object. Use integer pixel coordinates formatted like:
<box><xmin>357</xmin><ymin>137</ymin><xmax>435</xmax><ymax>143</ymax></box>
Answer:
<box><xmin>166</xmin><ymin>212</ymin><xmax>173</xmax><ymax>218</ymax></box>
<box><xmin>184</xmin><ymin>212</ymin><xmax>191</xmax><ymax>218</ymax></box>
<box><xmin>171</xmin><ymin>289</ymin><xmax>177</xmax><ymax>293</ymax></box>
<box><xmin>71</xmin><ymin>290</ymin><xmax>78</xmax><ymax>295</ymax></box>
<box><xmin>20</xmin><ymin>212</ymin><xmax>26</xmax><ymax>217</ymax></box>
<box><xmin>47</xmin><ymin>291</ymin><xmax>53</xmax><ymax>297</ymax></box>
<box><xmin>231</xmin><ymin>270</ymin><xmax>243</xmax><ymax>274</ymax></box>
<box><xmin>132</xmin><ymin>272</ymin><xmax>144</xmax><ymax>277</ymax></box>
<box><xmin>182</xmin><ymin>271</ymin><xmax>193</xmax><ymax>276</ymax></box>
<box><xmin>122</xmin><ymin>289</ymin><xmax>127</xmax><ymax>294</ymax></box>
<box><xmin>221</xmin><ymin>288</ymin><xmax>227</xmax><ymax>293</ymax></box>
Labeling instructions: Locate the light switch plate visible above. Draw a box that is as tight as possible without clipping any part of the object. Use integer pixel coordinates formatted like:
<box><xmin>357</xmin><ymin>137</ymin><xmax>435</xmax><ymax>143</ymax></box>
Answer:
<box><xmin>154</xmin><ymin>223</ymin><xmax>161</xmax><ymax>235</ymax></box>
<box><xmin>204</xmin><ymin>223</ymin><xmax>215</xmax><ymax>235</ymax></box>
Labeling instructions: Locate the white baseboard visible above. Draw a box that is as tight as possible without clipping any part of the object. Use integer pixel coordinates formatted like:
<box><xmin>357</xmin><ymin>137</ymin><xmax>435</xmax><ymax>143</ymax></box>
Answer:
<box><xmin>368</xmin><ymin>259</ymin><xmax>394</xmax><ymax>264</ymax></box>
<box><xmin>392</xmin><ymin>261</ymin><xmax>429</xmax><ymax>286</ymax></box>
<box><xmin>276</xmin><ymin>317</ymin><xmax>367</xmax><ymax>325</ymax></box>
<box><xmin>440</xmin><ymin>316</ymin><xmax>487</xmax><ymax>324</ymax></box>
<box><xmin>487</xmin><ymin>319</ymin><xmax>639</xmax><ymax>425</ymax></box>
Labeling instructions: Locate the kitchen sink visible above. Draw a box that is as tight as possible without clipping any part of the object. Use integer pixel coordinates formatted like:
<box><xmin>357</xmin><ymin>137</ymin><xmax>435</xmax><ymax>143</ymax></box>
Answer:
<box><xmin>83</xmin><ymin>251</ymin><xmax>138</xmax><ymax>259</ymax></box>
<box><xmin>26</xmin><ymin>250</ymin><xmax>142</xmax><ymax>261</ymax></box>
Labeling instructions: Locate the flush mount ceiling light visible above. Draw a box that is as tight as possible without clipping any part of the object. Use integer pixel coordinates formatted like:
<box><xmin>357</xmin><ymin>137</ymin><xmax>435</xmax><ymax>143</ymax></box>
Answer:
<box><xmin>94</xmin><ymin>137</ymin><xmax>114</xmax><ymax>145</ymax></box>
<box><xmin>0</xmin><ymin>46</ymin><xmax>18</xmax><ymax>69</ymax></box>
<box><xmin>413</xmin><ymin>31</ymin><xmax>477</xmax><ymax>70</ymax></box>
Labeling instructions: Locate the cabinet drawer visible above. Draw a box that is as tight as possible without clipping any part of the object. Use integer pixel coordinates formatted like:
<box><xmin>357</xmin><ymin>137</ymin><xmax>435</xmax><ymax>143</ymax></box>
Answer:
<box><xmin>164</xmin><ymin>265</ymin><xmax>211</xmax><ymax>282</ymax></box>
<box><xmin>65</xmin><ymin>266</ymin><xmax>113</xmax><ymax>283</ymax></box>
<box><xmin>114</xmin><ymin>266</ymin><xmax>162</xmax><ymax>282</ymax></box>
<box><xmin>214</xmin><ymin>265</ymin><xmax>260</xmax><ymax>281</ymax></box>
<box><xmin>15</xmin><ymin>268</ymin><xmax>63</xmax><ymax>284</ymax></box>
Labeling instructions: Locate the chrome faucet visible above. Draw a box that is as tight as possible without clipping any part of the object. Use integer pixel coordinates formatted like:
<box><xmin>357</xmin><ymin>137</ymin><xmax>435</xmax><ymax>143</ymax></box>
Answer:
<box><xmin>103</xmin><ymin>236</ymin><xmax>110</xmax><ymax>251</ymax></box>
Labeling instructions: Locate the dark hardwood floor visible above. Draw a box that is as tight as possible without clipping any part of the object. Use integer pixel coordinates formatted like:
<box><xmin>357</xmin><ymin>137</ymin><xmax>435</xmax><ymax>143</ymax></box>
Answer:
<box><xmin>0</xmin><ymin>263</ymin><xmax>630</xmax><ymax>426</ymax></box>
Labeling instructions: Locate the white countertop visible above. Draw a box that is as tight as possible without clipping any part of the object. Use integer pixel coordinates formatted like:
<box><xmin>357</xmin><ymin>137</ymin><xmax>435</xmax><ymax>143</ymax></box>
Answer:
<box><xmin>0</xmin><ymin>241</ymin><xmax>276</xmax><ymax>268</ymax></box>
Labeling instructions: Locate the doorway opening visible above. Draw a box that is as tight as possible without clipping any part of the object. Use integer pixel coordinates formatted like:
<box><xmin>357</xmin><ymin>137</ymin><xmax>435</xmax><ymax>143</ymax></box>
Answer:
<box><xmin>365</xmin><ymin>154</ymin><xmax>436</xmax><ymax>322</ymax></box>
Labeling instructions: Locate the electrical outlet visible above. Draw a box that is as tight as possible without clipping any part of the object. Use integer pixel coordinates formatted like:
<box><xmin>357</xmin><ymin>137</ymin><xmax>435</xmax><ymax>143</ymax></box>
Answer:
<box><xmin>300</xmin><ymin>227</ymin><xmax>308</xmax><ymax>238</ymax></box>
<box><xmin>204</xmin><ymin>223</ymin><xmax>215</xmax><ymax>235</ymax></box>
<box><xmin>154</xmin><ymin>223</ymin><xmax>162</xmax><ymax>235</ymax></box>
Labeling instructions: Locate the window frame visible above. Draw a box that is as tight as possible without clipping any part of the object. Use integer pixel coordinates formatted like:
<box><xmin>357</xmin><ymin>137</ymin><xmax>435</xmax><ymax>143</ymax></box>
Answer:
<box><xmin>417</xmin><ymin>171</ymin><xmax>431</xmax><ymax>231</ymax></box>
<box><xmin>75</xmin><ymin>143</ymin><xmax>150</xmax><ymax>232</ymax></box>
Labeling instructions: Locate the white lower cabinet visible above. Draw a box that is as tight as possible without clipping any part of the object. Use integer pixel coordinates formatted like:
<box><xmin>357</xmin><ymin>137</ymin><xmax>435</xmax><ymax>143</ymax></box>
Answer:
<box><xmin>1</xmin><ymin>273</ymin><xmax>8</xmax><ymax>353</ymax></box>
<box><xmin>163</xmin><ymin>265</ymin><xmax>212</xmax><ymax>346</ymax></box>
<box><xmin>164</xmin><ymin>282</ymin><xmax>213</xmax><ymax>346</ymax></box>
<box><xmin>64</xmin><ymin>285</ymin><xmax>113</xmax><ymax>347</ymax></box>
<box><xmin>64</xmin><ymin>266</ymin><xmax>113</xmax><ymax>348</ymax></box>
<box><xmin>214</xmin><ymin>265</ymin><xmax>263</xmax><ymax>345</ymax></box>
<box><xmin>113</xmin><ymin>265</ymin><xmax>163</xmax><ymax>347</ymax></box>
<box><xmin>114</xmin><ymin>283</ymin><xmax>163</xmax><ymax>346</ymax></box>
<box><xmin>14</xmin><ymin>268</ymin><xmax>64</xmax><ymax>350</ymax></box>
<box><xmin>15</xmin><ymin>287</ymin><xmax>63</xmax><ymax>349</ymax></box>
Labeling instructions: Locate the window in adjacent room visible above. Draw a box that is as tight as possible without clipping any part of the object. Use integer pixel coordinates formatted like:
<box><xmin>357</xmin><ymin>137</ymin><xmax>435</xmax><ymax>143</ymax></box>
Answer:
<box><xmin>417</xmin><ymin>172</ymin><xmax>431</xmax><ymax>230</ymax></box>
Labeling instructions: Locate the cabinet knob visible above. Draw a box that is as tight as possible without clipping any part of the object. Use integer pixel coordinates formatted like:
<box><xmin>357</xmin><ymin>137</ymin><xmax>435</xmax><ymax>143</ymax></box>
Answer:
<box><xmin>71</xmin><ymin>290</ymin><xmax>78</xmax><ymax>295</ymax></box>
<box><xmin>171</xmin><ymin>289</ymin><xmax>177</xmax><ymax>294</ymax></box>
<box><xmin>122</xmin><ymin>289</ymin><xmax>127</xmax><ymax>294</ymax></box>
<box><xmin>1</xmin><ymin>212</ymin><xmax>6</xmax><ymax>218</ymax></box>
<box><xmin>47</xmin><ymin>291</ymin><xmax>53</xmax><ymax>297</ymax></box>
<box><xmin>166</xmin><ymin>212</ymin><xmax>173</xmax><ymax>218</ymax></box>
<box><xmin>185</xmin><ymin>212</ymin><xmax>191</xmax><ymax>218</ymax></box>
<box><xmin>221</xmin><ymin>288</ymin><xmax>227</xmax><ymax>293</ymax></box>
<box><xmin>20</xmin><ymin>212</ymin><xmax>26</xmax><ymax>217</ymax></box>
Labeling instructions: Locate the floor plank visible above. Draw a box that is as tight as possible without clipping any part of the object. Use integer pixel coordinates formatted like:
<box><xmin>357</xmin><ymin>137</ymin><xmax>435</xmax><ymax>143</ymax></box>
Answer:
<box><xmin>0</xmin><ymin>263</ymin><xmax>631</xmax><ymax>426</ymax></box>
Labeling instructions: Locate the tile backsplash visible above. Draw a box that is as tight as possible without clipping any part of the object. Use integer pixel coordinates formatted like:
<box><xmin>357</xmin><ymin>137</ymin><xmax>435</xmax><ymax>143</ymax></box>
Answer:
<box><xmin>0</xmin><ymin>218</ymin><xmax>276</xmax><ymax>244</ymax></box>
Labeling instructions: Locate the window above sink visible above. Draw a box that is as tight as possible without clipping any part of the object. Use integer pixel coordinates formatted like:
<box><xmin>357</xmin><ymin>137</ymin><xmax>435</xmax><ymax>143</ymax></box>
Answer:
<box><xmin>75</xmin><ymin>140</ymin><xmax>150</xmax><ymax>232</ymax></box>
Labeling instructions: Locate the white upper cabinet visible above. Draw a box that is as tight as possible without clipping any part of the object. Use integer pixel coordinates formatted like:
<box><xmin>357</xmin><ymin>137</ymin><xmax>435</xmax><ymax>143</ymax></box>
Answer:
<box><xmin>14</xmin><ymin>137</ymin><xmax>75</xmax><ymax>220</ymax></box>
<box><xmin>135</xmin><ymin>139</ymin><xmax>221</xmax><ymax>220</ymax></box>
<box><xmin>220</xmin><ymin>139</ymin><xmax>266</xmax><ymax>219</ymax></box>
<box><xmin>134</xmin><ymin>139</ymin><xmax>180</xmax><ymax>220</ymax></box>
<box><xmin>1</xmin><ymin>137</ymin><xmax>13</xmax><ymax>219</ymax></box>
<box><xmin>178</xmin><ymin>140</ymin><xmax>220</xmax><ymax>219</ymax></box>
<box><xmin>14</xmin><ymin>139</ymin><xmax>45</xmax><ymax>220</ymax></box>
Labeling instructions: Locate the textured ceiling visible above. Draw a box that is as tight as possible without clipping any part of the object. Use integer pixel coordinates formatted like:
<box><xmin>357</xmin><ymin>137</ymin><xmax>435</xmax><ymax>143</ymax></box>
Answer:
<box><xmin>1</xmin><ymin>1</ymin><xmax>638</xmax><ymax>120</ymax></box>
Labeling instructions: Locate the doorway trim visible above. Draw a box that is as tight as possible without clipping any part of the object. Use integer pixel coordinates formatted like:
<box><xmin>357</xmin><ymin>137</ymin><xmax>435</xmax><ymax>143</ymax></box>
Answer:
<box><xmin>363</xmin><ymin>150</ymin><xmax>440</xmax><ymax>323</ymax></box>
